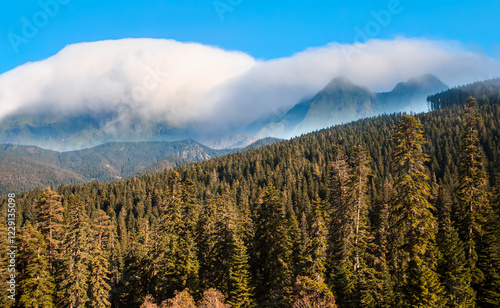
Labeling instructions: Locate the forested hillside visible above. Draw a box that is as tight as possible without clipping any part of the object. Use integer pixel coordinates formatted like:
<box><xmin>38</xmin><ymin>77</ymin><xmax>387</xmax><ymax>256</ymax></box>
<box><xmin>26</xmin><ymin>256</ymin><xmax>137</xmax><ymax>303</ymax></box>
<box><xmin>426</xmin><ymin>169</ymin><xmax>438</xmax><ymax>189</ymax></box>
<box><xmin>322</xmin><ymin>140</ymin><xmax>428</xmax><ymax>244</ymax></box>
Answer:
<box><xmin>427</xmin><ymin>77</ymin><xmax>500</xmax><ymax>110</ymax></box>
<box><xmin>0</xmin><ymin>140</ymin><xmax>232</xmax><ymax>195</ymax></box>
<box><xmin>1</xmin><ymin>94</ymin><xmax>500</xmax><ymax>307</ymax></box>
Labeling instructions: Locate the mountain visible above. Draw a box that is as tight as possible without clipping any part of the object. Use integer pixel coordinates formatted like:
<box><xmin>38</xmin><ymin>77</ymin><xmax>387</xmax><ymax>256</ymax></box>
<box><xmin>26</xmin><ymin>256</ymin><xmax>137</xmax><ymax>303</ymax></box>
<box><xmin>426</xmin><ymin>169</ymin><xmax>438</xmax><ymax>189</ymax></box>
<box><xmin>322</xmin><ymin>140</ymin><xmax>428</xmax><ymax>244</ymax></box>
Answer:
<box><xmin>0</xmin><ymin>140</ymin><xmax>231</xmax><ymax>195</ymax></box>
<box><xmin>376</xmin><ymin>74</ymin><xmax>449</xmax><ymax>114</ymax></box>
<box><xmin>196</xmin><ymin>132</ymin><xmax>260</xmax><ymax>150</ymax></box>
<box><xmin>0</xmin><ymin>75</ymin><xmax>448</xmax><ymax>151</ymax></box>
<box><xmin>257</xmin><ymin>74</ymin><xmax>448</xmax><ymax>138</ymax></box>
<box><xmin>242</xmin><ymin>137</ymin><xmax>283</xmax><ymax>150</ymax></box>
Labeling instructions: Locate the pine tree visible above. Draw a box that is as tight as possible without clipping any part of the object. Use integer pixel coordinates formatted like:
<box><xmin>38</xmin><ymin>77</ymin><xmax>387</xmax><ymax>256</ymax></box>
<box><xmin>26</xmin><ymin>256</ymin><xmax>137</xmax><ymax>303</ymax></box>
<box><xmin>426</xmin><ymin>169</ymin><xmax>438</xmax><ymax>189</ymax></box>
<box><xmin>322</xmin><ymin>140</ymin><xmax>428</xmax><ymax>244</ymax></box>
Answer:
<box><xmin>457</xmin><ymin>97</ymin><xmax>489</xmax><ymax>287</ymax></box>
<box><xmin>17</xmin><ymin>224</ymin><xmax>55</xmax><ymax>308</ymax></box>
<box><xmin>476</xmin><ymin>179</ymin><xmax>500</xmax><ymax>307</ymax></box>
<box><xmin>151</xmin><ymin>172</ymin><xmax>199</xmax><ymax>302</ymax></box>
<box><xmin>349</xmin><ymin>145</ymin><xmax>380</xmax><ymax>307</ymax></box>
<box><xmin>88</xmin><ymin>210</ymin><xmax>113</xmax><ymax>307</ymax></box>
<box><xmin>57</xmin><ymin>194</ymin><xmax>91</xmax><ymax>308</ymax></box>
<box><xmin>36</xmin><ymin>187</ymin><xmax>64</xmax><ymax>273</ymax></box>
<box><xmin>349</xmin><ymin>145</ymin><xmax>371</xmax><ymax>274</ymax></box>
<box><xmin>391</xmin><ymin>114</ymin><xmax>443</xmax><ymax>306</ymax></box>
<box><xmin>228</xmin><ymin>236</ymin><xmax>255</xmax><ymax>308</ymax></box>
<box><xmin>253</xmin><ymin>186</ymin><xmax>293</xmax><ymax>307</ymax></box>
<box><xmin>305</xmin><ymin>198</ymin><xmax>328</xmax><ymax>279</ymax></box>
<box><xmin>327</xmin><ymin>146</ymin><xmax>356</xmax><ymax>307</ymax></box>
<box><xmin>436</xmin><ymin>188</ymin><xmax>475</xmax><ymax>307</ymax></box>
<box><xmin>197</xmin><ymin>195</ymin><xmax>221</xmax><ymax>291</ymax></box>
<box><xmin>290</xmin><ymin>210</ymin><xmax>307</xmax><ymax>278</ymax></box>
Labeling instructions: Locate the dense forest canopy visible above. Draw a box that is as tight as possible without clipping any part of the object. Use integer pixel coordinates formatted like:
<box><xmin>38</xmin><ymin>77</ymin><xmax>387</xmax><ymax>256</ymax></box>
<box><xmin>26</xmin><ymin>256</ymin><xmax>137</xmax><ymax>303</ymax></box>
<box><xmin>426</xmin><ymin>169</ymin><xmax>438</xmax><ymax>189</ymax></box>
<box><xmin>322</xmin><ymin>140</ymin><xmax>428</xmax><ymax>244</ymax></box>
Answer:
<box><xmin>2</xmin><ymin>81</ymin><xmax>500</xmax><ymax>307</ymax></box>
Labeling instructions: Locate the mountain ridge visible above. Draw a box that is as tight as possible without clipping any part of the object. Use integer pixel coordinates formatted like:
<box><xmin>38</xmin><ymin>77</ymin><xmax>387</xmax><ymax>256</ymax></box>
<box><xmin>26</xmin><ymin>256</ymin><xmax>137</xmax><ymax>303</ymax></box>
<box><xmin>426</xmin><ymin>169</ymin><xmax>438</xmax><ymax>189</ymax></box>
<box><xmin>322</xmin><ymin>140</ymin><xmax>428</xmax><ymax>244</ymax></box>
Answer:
<box><xmin>257</xmin><ymin>74</ymin><xmax>448</xmax><ymax>138</ymax></box>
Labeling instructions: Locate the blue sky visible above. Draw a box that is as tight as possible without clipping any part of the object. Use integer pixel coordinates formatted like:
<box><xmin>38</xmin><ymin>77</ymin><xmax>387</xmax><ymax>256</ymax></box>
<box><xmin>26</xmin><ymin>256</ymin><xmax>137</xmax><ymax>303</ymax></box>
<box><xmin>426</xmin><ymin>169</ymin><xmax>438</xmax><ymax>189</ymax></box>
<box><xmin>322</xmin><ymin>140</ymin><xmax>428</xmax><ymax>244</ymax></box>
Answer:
<box><xmin>0</xmin><ymin>0</ymin><xmax>500</xmax><ymax>73</ymax></box>
<box><xmin>0</xmin><ymin>0</ymin><xmax>499</xmax><ymax>75</ymax></box>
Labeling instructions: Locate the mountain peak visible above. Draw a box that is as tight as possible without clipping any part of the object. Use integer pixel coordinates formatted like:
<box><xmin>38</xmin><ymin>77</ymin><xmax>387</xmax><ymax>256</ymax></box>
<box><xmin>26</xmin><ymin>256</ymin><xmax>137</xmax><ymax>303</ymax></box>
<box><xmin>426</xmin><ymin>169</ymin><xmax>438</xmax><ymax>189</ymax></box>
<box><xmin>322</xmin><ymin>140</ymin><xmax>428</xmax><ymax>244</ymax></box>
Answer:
<box><xmin>393</xmin><ymin>74</ymin><xmax>448</xmax><ymax>92</ymax></box>
<box><xmin>323</xmin><ymin>76</ymin><xmax>357</xmax><ymax>91</ymax></box>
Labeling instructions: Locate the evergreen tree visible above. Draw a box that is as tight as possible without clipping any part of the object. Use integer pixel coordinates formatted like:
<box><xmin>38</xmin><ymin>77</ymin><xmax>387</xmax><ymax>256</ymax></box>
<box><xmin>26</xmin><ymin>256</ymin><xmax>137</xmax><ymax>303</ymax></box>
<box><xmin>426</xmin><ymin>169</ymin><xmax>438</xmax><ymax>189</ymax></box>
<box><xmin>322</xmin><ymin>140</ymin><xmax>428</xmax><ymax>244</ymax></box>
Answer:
<box><xmin>197</xmin><ymin>195</ymin><xmax>221</xmax><ymax>291</ymax></box>
<box><xmin>88</xmin><ymin>210</ymin><xmax>113</xmax><ymax>307</ymax></box>
<box><xmin>57</xmin><ymin>194</ymin><xmax>91</xmax><ymax>308</ymax></box>
<box><xmin>349</xmin><ymin>145</ymin><xmax>371</xmax><ymax>274</ymax></box>
<box><xmin>457</xmin><ymin>97</ymin><xmax>489</xmax><ymax>287</ymax></box>
<box><xmin>17</xmin><ymin>224</ymin><xmax>55</xmax><ymax>308</ymax></box>
<box><xmin>436</xmin><ymin>188</ymin><xmax>476</xmax><ymax>307</ymax></box>
<box><xmin>228</xmin><ymin>236</ymin><xmax>255</xmax><ymax>308</ymax></box>
<box><xmin>391</xmin><ymin>114</ymin><xmax>443</xmax><ymax>306</ymax></box>
<box><xmin>349</xmin><ymin>145</ymin><xmax>380</xmax><ymax>307</ymax></box>
<box><xmin>327</xmin><ymin>146</ymin><xmax>356</xmax><ymax>307</ymax></box>
<box><xmin>151</xmin><ymin>172</ymin><xmax>199</xmax><ymax>302</ymax></box>
<box><xmin>476</xmin><ymin>179</ymin><xmax>500</xmax><ymax>307</ymax></box>
<box><xmin>36</xmin><ymin>187</ymin><xmax>64</xmax><ymax>273</ymax></box>
<box><xmin>253</xmin><ymin>186</ymin><xmax>293</xmax><ymax>307</ymax></box>
<box><xmin>305</xmin><ymin>198</ymin><xmax>328</xmax><ymax>279</ymax></box>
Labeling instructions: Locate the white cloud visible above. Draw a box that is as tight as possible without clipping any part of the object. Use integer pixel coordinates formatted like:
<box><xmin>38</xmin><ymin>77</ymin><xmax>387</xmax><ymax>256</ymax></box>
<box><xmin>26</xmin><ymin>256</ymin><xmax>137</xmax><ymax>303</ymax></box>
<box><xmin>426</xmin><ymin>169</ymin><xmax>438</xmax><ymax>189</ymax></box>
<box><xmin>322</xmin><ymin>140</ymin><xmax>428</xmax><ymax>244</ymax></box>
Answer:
<box><xmin>0</xmin><ymin>37</ymin><xmax>498</xmax><ymax>132</ymax></box>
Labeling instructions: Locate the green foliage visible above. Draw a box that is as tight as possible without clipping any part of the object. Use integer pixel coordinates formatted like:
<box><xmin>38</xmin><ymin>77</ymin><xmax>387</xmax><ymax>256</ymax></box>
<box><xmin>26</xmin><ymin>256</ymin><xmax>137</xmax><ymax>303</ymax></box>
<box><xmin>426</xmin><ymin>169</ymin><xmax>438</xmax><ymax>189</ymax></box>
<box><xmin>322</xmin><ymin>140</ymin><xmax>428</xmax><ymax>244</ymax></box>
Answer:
<box><xmin>253</xmin><ymin>186</ymin><xmax>293</xmax><ymax>306</ymax></box>
<box><xmin>228</xmin><ymin>237</ymin><xmax>255</xmax><ymax>308</ymax></box>
<box><xmin>391</xmin><ymin>114</ymin><xmax>443</xmax><ymax>306</ymax></box>
<box><xmin>36</xmin><ymin>187</ymin><xmax>64</xmax><ymax>273</ymax></box>
<box><xmin>17</xmin><ymin>224</ymin><xmax>55</xmax><ymax>308</ymax></box>
<box><xmin>151</xmin><ymin>172</ymin><xmax>199</xmax><ymax>302</ymax></box>
<box><xmin>57</xmin><ymin>194</ymin><xmax>92</xmax><ymax>307</ymax></box>
<box><xmin>457</xmin><ymin>97</ymin><xmax>489</xmax><ymax>287</ymax></box>
<box><xmin>428</xmin><ymin>78</ymin><xmax>500</xmax><ymax>110</ymax></box>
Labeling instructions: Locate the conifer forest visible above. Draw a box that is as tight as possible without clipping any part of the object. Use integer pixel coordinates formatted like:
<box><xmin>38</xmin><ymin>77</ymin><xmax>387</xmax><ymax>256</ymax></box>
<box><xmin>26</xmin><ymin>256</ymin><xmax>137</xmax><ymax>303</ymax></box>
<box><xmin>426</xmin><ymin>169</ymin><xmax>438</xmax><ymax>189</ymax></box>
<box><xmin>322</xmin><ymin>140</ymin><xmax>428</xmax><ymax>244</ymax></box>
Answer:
<box><xmin>2</xmin><ymin>82</ymin><xmax>500</xmax><ymax>308</ymax></box>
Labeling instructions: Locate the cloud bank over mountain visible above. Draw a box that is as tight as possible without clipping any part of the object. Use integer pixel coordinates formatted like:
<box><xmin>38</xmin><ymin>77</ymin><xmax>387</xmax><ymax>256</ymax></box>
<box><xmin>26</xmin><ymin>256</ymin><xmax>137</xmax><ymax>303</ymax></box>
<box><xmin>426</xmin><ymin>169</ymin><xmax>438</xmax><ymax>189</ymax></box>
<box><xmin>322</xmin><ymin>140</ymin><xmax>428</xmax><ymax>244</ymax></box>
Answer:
<box><xmin>0</xmin><ymin>37</ymin><xmax>498</xmax><ymax>131</ymax></box>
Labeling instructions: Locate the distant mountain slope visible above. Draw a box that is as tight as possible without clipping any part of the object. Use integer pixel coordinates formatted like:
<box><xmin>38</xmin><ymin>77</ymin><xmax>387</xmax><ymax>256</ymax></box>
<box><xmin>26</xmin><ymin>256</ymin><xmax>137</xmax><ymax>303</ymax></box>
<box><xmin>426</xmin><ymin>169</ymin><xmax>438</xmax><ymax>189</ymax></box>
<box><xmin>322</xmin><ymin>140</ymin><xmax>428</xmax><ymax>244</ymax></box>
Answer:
<box><xmin>0</xmin><ymin>140</ymin><xmax>230</xmax><ymax>194</ymax></box>
<box><xmin>0</xmin><ymin>154</ymin><xmax>87</xmax><ymax>195</ymax></box>
<box><xmin>196</xmin><ymin>132</ymin><xmax>259</xmax><ymax>150</ymax></box>
<box><xmin>291</xmin><ymin>76</ymin><xmax>374</xmax><ymax>137</ymax></box>
<box><xmin>128</xmin><ymin>155</ymin><xmax>193</xmax><ymax>178</ymax></box>
<box><xmin>257</xmin><ymin>74</ymin><xmax>448</xmax><ymax>138</ymax></box>
<box><xmin>243</xmin><ymin>137</ymin><xmax>283</xmax><ymax>150</ymax></box>
<box><xmin>376</xmin><ymin>74</ymin><xmax>449</xmax><ymax>114</ymax></box>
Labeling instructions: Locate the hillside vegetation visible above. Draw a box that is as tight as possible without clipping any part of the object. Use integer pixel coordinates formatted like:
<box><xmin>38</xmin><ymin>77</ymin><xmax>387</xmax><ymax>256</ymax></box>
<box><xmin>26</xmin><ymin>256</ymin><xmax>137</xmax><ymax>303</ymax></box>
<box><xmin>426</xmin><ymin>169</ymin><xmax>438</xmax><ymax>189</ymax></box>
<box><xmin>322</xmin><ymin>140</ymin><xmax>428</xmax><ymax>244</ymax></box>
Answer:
<box><xmin>0</xmin><ymin>140</ymin><xmax>232</xmax><ymax>195</ymax></box>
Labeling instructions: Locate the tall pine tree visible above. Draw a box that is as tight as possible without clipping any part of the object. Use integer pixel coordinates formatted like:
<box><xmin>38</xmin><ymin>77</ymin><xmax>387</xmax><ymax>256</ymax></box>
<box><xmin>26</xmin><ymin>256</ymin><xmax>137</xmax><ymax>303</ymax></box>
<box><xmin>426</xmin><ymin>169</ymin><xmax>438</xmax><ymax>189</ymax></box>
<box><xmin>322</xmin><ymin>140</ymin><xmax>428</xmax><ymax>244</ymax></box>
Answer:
<box><xmin>88</xmin><ymin>210</ymin><xmax>113</xmax><ymax>307</ymax></box>
<box><xmin>391</xmin><ymin>114</ymin><xmax>443</xmax><ymax>307</ymax></box>
<box><xmin>57</xmin><ymin>194</ymin><xmax>92</xmax><ymax>308</ymax></box>
<box><xmin>253</xmin><ymin>186</ymin><xmax>293</xmax><ymax>307</ymax></box>
<box><xmin>457</xmin><ymin>97</ymin><xmax>489</xmax><ymax>288</ymax></box>
<box><xmin>36</xmin><ymin>188</ymin><xmax>64</xmax><ymax>274</ymax></box>
<box><xmin>327</xmin><ymin>146</ymin><xmax>356</xmax><ymax>307</ymax></box>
